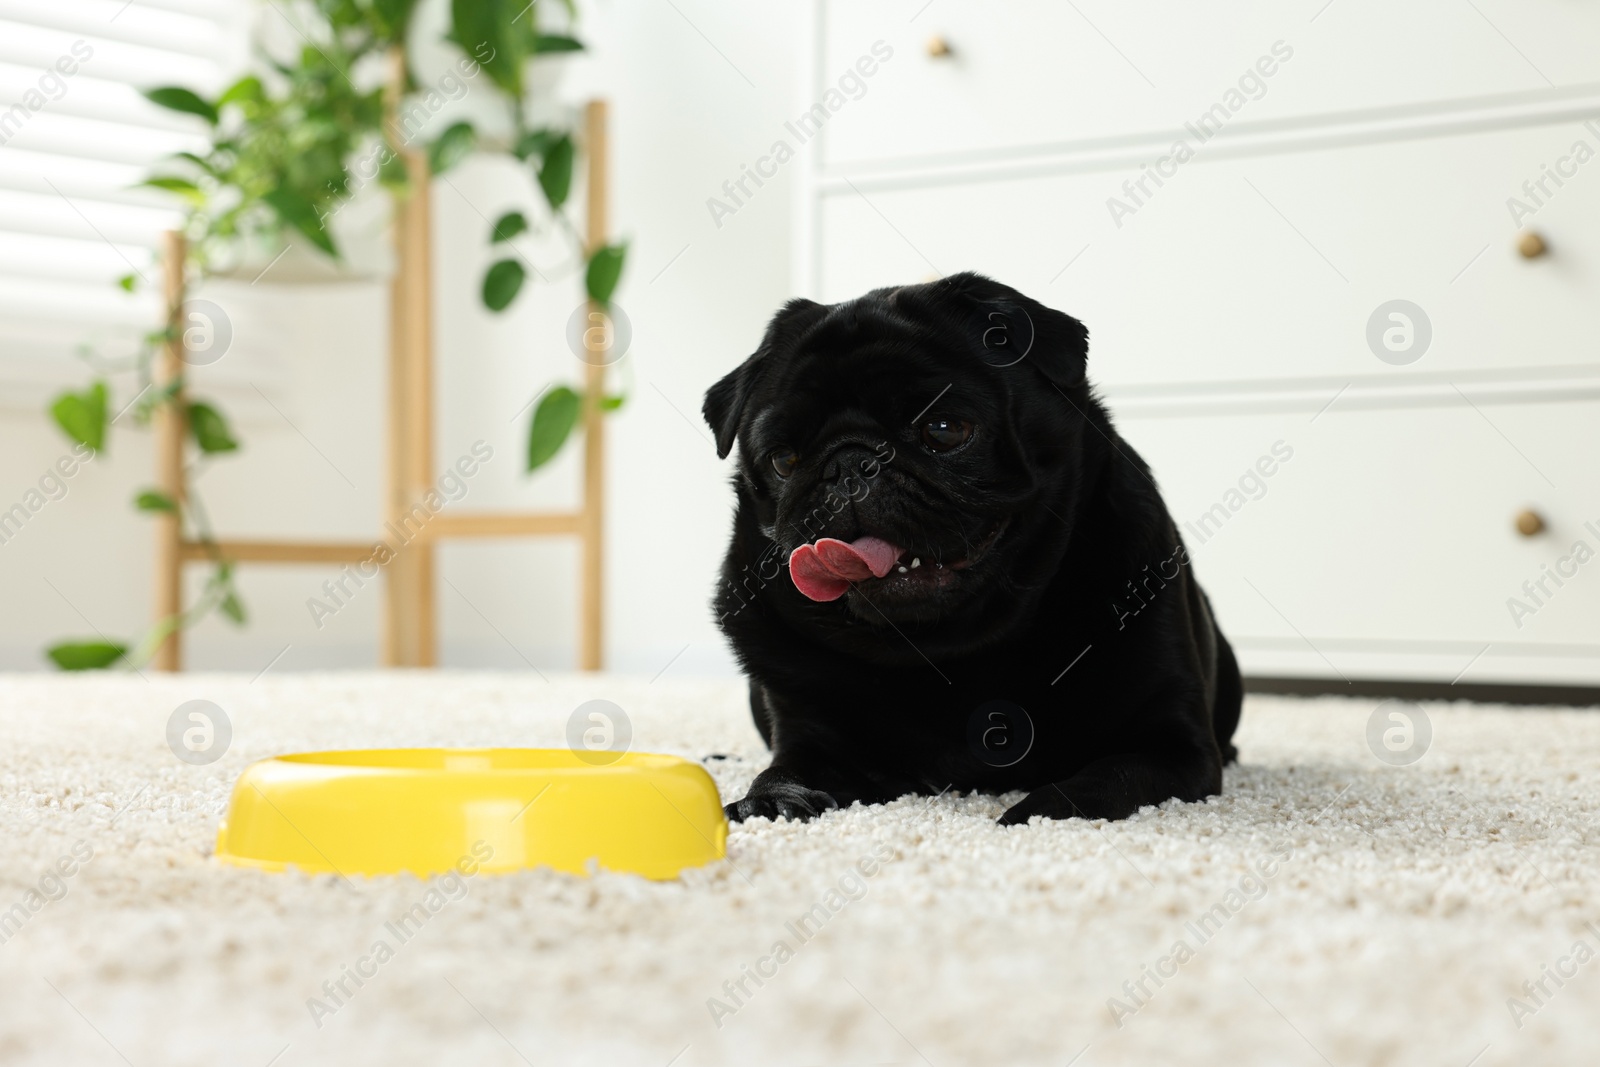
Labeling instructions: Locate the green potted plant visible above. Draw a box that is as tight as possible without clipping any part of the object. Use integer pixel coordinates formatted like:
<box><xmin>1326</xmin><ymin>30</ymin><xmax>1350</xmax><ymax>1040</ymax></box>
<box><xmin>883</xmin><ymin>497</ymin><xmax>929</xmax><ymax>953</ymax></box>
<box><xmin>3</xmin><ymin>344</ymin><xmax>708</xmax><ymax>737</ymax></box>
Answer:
<box><xmin>44</xmin><ymin>0</ymin><xmax>625</xmax><ymax>670</ymax></box>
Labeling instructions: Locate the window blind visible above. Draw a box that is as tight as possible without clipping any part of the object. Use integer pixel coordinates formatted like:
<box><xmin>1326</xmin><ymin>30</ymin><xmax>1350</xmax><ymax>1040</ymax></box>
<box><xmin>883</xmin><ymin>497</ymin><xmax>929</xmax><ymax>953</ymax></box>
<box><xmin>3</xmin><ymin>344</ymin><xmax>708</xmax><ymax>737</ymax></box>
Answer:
<box><xmin>0</xmin><ymin>0</ymin><xmax>242</xmax><ymax>385</ymax></box>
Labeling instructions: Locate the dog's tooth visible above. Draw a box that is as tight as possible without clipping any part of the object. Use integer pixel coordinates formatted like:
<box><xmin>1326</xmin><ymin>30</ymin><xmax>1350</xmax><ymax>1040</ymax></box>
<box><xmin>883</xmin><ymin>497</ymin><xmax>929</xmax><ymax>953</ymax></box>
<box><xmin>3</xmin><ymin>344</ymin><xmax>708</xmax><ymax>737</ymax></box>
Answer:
<box><xmin>897</xmin><ymin>565</ymin><xmax>908</xmax><ymax>574</ymax></box>
<box><xmin>910</xmin><ymin>557</ymin><xmax>921</xmax><ymax>569</ymax></box>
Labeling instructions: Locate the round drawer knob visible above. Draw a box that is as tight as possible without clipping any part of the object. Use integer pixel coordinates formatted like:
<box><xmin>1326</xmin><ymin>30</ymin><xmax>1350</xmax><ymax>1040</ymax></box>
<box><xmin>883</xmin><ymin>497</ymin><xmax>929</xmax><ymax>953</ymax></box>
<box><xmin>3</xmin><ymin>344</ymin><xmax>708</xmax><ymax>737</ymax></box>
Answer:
<box><xmin>925</xmin><ymin>35</ymin><xmax>953</xmax><ymax>57</ymax></box>
<box><xmin>1517</xmin><ymin>231</ymin><xmax>1549</xmax><ymax>259</ymax></box>
<box><xmin>1515</xmin><ymin>509</ymin><xmax>1547</xmax><ymax>537</ymax></box>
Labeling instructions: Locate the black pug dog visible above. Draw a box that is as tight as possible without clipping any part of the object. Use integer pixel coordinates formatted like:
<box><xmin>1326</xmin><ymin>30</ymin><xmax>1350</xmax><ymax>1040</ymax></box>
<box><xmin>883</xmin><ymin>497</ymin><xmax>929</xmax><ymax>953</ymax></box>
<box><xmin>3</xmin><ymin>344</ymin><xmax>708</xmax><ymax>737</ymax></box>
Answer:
<box><xmin>703</xmin><ymin>272</ymin><xmax>1241</xmax><ymax>825</ymax></box>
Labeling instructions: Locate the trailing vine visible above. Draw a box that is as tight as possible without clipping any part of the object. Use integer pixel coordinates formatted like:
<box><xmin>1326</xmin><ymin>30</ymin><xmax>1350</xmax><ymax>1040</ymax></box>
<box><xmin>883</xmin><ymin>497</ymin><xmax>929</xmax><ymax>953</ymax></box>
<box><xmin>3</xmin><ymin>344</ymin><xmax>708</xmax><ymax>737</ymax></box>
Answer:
<box><xmin>45</xmin><ymin>0</ymin><xmax>626</xmax><ymax>670</ymax></box>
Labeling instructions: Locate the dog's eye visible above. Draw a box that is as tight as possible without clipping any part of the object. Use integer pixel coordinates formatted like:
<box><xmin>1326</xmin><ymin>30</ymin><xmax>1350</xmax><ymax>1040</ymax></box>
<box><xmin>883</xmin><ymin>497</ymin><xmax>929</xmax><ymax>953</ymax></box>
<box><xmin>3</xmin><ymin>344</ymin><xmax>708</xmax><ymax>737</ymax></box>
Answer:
<box><xmin>920</xmin><ymin>418</ymin><xmax>973</xmax><ymax>453</ymax></box>
<box><xmin>770</xmin><ymin>448</ymin><xmax>800</xmax><ymax>478</ymax></box>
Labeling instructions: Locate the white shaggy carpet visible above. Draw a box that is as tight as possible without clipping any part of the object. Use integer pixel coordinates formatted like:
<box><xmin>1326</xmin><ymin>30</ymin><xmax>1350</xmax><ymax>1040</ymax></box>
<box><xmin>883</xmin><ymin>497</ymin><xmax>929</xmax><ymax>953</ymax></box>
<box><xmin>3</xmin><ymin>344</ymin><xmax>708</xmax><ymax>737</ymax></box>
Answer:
<box><xmin>2</xmin><ymin>672</ymin><xmax>1598</xmax><ymax>1067</ymax></box>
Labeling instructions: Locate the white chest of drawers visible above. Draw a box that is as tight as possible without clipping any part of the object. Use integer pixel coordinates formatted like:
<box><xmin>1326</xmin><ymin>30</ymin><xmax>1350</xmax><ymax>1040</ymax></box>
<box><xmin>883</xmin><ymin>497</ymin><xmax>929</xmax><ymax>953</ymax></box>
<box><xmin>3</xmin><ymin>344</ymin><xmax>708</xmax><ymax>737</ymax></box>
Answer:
<box><xmin>795</xmin><ymin>0</ymin><xmax>1600</xmax><ymax>692</ymax></box>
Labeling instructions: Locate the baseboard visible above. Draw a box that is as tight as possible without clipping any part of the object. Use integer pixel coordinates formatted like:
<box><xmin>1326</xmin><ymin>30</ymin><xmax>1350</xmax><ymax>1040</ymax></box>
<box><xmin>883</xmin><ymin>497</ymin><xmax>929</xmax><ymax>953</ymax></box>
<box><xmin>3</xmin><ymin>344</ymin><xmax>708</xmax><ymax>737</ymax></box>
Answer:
<box><xmin>1233</xmin><ymin>641</ymin><xmax>1600</xmax><ymax>687</ymax></box>
<box><xmin>1244</xmin><ymin>675</ymin><xmax>1600</xmax><ymax>708</ymax></box>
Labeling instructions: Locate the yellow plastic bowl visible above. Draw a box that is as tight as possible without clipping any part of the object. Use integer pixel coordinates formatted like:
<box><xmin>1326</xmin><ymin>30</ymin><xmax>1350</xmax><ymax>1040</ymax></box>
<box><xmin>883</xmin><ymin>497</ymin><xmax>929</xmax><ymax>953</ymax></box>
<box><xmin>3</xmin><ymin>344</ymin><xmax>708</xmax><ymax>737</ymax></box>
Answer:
<box><xmin>215</xmin><ymin>748</ymin><xmax>727</xmax><ymax>880</ymax></box>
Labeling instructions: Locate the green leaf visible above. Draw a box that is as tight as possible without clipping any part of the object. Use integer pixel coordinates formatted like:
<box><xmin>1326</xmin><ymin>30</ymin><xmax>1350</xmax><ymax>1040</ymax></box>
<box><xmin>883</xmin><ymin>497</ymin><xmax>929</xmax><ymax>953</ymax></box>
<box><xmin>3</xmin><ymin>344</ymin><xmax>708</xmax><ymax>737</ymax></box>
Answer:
<box><xmin>481</xmin><ymin>258</ymin><xmax>526</xmax><ymax>312</ymax></box>
<box><xmin>135</xmin><ymin>489</ymin><xmax>178</xmax><ymax>513</ymax></box>
<box><xmin>187</xmin><ymin>401</ymin><xmax>239</xmax><ymax>453</ymax></box>
<box><xmin>372</xmin><ymin>0</ymin><xmax>420</xmax><ymax>41</ymax></box>
<box><xmin>535</xmin><ymin>34</ymin><xmax>584</xmax><ymax>53</ymax></box>
<box><xmin>47</xmin><ymin>641</ymin><xmax>127</xmax><ymax>671</ymax></box>
<box><xmin>142</xmin><ymin>176</ymin><xmax>204</xmax><ymax>205</ymax></box>
<box><xmin>428</xmin><ymin>121</ymin><xmax>476</xmax><ymax>174</ymax></box>
<box><xmin>599</xmin><ymin>393</ymin><xmax>625</xmax><ymax>411</ymax></box>
<box><xmin>143</xmin><ymin>86</ymin><xmax>218</xmax><ymax>124</ymax></box>
<box><xmin>117</xmin><ymin>273</ymin><xmax>136</xmax><ymax>292</ymax></box>
<box><xmin>262</xmin><ymin>187</ymin><xmax>338</xmax><ymax>257</ymax></box>
<box><xmin>537</xmin><ymin>134</ymin><xmax>573</xmax><ymax>208</ymax></box>
<box><xmin>449</xmin><ymin>0</ymin><xmax>528</xmax><ymax>97</ymax></box>
<box><xmin>173</xmin><ymin>151</ymin><xmax>218</xmax><ymax>177</ymax></box>
<box><xmin>50</xmin><ymin>381</ymin><xmax>107</xmax><ymax>452</ymax></box>
<box><xmin>513</xmin><ymin>128</ymin><xmax>557</xmax><ymax>162</ymax></box>
<box><xmin>216</xmin><ymin>75</ymin><xmax>264</xmax><ymax>108</ymax></box>
<box><xmin>491</xmin><ymin>211</ymin><xmax>528</xmax><ymax>243</ymax></box>
<box><xmin>378</xmin><ymin>150</ymin><xmax>409</xmax><ymax>193</ymax></box>
<box><xmin>585</xmin><ymin>242</ymin><xmax>627</xmax><ymax>308</ymax></box>
<box><xmin>527</xmin><ymin>385</ymin><xmax>581</xmax><ymax>471</ymax></box>
<box><xmin>219</xmin><ymin>591</ymin><xmax>247</xmax><ymax>625</ymax></box>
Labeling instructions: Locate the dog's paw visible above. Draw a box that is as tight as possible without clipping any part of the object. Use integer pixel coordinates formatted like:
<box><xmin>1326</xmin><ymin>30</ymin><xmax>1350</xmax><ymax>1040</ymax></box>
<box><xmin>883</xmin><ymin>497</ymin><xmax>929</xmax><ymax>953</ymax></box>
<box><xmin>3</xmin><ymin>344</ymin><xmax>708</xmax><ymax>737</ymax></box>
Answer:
<box><xmin>997</xmin><ymin>782</ymin><xmax>1135</xmax><ymax>825</ymax></box>
<box><xmin>725</xmin><ymin>781</ymin><xmax>840</xmax><ymax>823</ymax></box>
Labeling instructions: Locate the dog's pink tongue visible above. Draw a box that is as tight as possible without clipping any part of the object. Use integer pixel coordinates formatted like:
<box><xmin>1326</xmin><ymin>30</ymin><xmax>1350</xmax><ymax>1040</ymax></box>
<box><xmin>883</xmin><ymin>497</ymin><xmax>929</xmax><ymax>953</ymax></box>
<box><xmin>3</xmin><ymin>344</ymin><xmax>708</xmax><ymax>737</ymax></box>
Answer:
<box><xmin>788</xmin><ymin>547</ymin><xmax>850</xmax><ymax>602</ymax></box>
<box><xmin>788</xmin><ymin>536</ymin><xmax>903</xmax><ymax>602</ymax></box>
<box><xmin>814</xmin><ymin>536</ymin><xmax>901</xmax><ymax>580</ymax></box>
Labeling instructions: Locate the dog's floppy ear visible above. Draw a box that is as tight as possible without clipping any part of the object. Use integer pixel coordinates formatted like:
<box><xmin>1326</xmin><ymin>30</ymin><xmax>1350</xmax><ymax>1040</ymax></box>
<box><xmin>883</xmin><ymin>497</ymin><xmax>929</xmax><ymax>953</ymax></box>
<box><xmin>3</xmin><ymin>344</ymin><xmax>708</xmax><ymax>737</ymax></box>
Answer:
<box><xmin>702</xmin><ymin>362</ymin><xmax>750</xmax><ymax>460</ymax></box>
<box><xmin>703</xmin><ymin>298</ymin><xmax>827</xmax><ymax>460</ymax></box>
<box><xmin>928</xmin><ymin>272</ymin><xmax>1089</xmax><ymax>389</ymax></box>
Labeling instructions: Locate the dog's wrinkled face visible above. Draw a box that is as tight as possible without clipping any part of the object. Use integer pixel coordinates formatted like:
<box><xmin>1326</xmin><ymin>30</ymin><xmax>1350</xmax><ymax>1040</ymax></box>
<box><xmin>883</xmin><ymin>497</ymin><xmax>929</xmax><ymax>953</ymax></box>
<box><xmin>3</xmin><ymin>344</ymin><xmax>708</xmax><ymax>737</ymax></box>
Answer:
<box><xmin>705</xmin><ymin>273</ymin><xmax>1092</xmax><ymax>633</ymax></box>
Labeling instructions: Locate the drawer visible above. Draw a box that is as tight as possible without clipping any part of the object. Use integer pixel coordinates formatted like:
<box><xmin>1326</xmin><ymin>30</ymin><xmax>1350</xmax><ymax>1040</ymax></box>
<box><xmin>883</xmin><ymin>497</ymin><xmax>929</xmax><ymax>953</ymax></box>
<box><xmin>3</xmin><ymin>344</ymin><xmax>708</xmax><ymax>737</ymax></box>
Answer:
<box><xmin>815</xmin><ymin>120</ymin><xmax>1600</xmax><ymax>389</ymax></box>
<box><xmin>1113</xmin><ymin>399</ymin><xmax>1600</xmax><ymax>682</ymax></box>
<box><xmin>819</xmin><ymin>0</ymin><xmax>1600</xmax><ymax>169</ymax></box>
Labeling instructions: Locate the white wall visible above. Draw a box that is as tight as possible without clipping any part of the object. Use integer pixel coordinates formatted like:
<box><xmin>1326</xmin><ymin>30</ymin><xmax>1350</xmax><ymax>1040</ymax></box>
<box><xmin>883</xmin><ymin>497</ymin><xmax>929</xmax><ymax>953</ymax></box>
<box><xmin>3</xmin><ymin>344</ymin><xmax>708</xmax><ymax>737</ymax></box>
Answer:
<box><xmin>0</xmin><ymin>0</ymin><xmax>808</xmax><ymax>677</ymax></box>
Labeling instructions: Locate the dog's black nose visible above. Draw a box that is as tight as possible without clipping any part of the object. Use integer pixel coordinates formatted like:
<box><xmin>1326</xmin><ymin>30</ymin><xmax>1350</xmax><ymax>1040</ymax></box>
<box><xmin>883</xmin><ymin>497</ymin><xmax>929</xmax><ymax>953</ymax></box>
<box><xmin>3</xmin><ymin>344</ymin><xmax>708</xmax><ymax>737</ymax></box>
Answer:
<box><xmin>820</xmin><ymin>440</ymin><xmax>891</xmax><ymax>484</ymax></box>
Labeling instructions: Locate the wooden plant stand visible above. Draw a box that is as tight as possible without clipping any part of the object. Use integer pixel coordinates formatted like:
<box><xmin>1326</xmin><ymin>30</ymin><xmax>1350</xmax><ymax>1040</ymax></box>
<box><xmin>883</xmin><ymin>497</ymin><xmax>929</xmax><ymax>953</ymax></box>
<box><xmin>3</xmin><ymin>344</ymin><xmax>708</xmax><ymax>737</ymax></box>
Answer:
<box><xmin>150</xmin><ymin>100</ymin><xmax>611</xmax><ymax>672</ymax></box>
